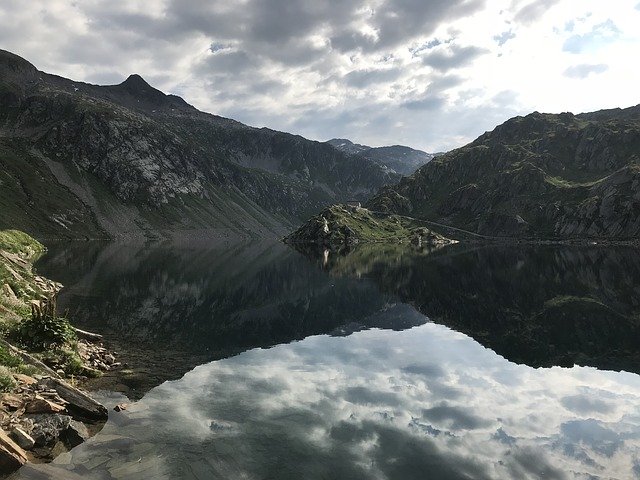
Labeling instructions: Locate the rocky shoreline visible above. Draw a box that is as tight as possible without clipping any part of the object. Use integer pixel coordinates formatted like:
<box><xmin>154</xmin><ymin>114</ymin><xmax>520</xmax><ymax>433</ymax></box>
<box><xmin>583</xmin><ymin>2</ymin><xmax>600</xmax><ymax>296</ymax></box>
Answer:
<box><xmin>0</xmin><ymin>231</ymin><xmax>120</xmax><ymax>476</ymax></box>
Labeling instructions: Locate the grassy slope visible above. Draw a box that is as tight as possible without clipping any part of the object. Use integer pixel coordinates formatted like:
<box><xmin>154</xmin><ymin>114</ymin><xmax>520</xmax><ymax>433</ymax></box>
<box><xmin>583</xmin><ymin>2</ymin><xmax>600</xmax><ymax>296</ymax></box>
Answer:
<box><xmin>286</xmin><ymin>204</ymin><xmax>453</xmax><ymax>245</ymax></box>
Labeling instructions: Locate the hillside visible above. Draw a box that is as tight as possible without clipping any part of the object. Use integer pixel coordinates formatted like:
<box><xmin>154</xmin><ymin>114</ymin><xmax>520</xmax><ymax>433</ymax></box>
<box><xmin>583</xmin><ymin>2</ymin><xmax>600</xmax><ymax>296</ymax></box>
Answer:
<box><xmin>284</xmin><ymin>204</ymin><xmax>454</xmax><ymax>248</ymax></box>
<box><xmin>327</xmin><ymin>138</ymin><xmax>436</xmax><ymax>176</ymax></box>
<box><xmin>368</xmin><ymin>106</ymin><xmax>640</xmax><ymax>239</ymax></box>
<box><xmin>0</xmin><ymin>50</ymin><xmax>399</xmax><ymax>240</ymax></box>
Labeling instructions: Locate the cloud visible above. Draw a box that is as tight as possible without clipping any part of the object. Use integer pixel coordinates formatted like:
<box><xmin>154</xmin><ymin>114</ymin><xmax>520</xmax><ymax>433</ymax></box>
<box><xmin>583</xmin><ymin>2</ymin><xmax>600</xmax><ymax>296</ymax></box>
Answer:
<box><xmin>563</xmin><ymin>63</ymin><xmax>609</xmax><ymax>78</ymax></box>
<box><xmin>421</xmin><ymin>44</ymin><xmax>489</xmax><ymax>72</ymax></box>
<box><xmin>513</xmin><ymin>0</ymin><xmax>563</xmax><ymax>25</ymax></box>
<box><xmin>494</xmin><ymin>30</ymin><xmax>516</xmax><ymax>46</ymax></box>
<box><xmin>0</xmin><ymin>0</ymin><xmax>639</xmax><ymax>152</ymax></box>
<box><xmin>16</xmin><ymin>319</ymin><xmax>640</xmax><ymax>480</ymax></box>
<box><xmin>563</xmin><ymin>19</ymin><xmax>621</xmax><ymax>54</ymax></box>
<box><xmin>560</xmin><ymin>393</ymin><xmax>615</xmax><ymax>414</ymax></box>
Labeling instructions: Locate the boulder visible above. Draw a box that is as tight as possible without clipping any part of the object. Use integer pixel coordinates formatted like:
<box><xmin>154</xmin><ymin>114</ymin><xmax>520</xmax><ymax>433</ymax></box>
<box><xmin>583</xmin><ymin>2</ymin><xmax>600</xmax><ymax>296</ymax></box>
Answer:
<box><xmin>1</xmin><ymin>393</ymin><xmax>23</xmax><ymax>410</ymax></box>
<box><xmin>10</xmin><ymin>427</ymin><xmax>35</xmax><ymax>450</ymax></box>
<box><xmin>62</xmin><ymin>420</ymin><xmax>90</xmax><ymax>448</ymax></box>
<box><xmin>25</xmin><ymin>397</ymin><xmax>66</xmax><ymax>414</ymax></box>
<box><xmin>29</xmin><ymin>414</ymin><xmax>72</xmax><ymax>447</ymax></box>
<box><xmin>0</xmin><ymin>429</ymin><xmax>27</xmax><ymax>473</ymax></box>
<box><xmin>38</xmin><ymin>377</ymin><xmax>108</xmax><ymax>420</ymax></box>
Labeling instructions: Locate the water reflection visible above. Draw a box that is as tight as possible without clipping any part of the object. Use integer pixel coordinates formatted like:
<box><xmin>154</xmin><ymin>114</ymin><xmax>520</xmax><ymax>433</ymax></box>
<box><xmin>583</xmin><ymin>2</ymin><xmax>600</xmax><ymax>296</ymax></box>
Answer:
<box><xmin>299</xmin><ymin>243</ymin><xmax>640</xmax><ymax>374</ymax></box>
<box><xmin>35</xmin><ymin>241</ymin><xmax>424</xmax><ymax>396</ymax></box>
<box><xmin>12</xmin><ymin>324</ymin><xmax>640</xmax><ymax>479</ymax></box>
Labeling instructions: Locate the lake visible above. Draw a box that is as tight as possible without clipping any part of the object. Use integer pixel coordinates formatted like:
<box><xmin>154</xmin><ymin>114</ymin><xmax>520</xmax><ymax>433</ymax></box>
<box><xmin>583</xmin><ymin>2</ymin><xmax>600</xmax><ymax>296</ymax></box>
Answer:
<box><xmin>11</xmin><ymin>241</ymin><xmax>640</xmax><ymax>479</ymax></box>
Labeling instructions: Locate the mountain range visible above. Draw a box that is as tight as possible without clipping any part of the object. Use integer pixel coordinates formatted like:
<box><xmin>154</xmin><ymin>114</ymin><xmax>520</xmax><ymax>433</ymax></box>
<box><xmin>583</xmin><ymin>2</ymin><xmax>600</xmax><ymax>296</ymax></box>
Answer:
<box><xmin>327</xmin><ymin>138</ymin><xmax>437</xmax><ymax>176</ymax></box>
<box><xmin>3</xmin><ymin>49</ymin><xmax>640</xmax><ymax>243</ymax></box>
<box><xmin>367</xmin><ymin>106</ymin><xmax>640</xmax><ymax>239</ymax></box>
<box><xmin>0</xmin><ymin>49</ymin><xmax>409</xmax><ymax>240</ymax></box>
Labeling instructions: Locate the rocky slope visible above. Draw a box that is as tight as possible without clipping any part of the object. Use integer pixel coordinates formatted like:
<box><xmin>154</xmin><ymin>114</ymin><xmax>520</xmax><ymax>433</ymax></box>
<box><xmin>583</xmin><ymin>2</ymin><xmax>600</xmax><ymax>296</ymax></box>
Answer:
<box><xmin>368</xmin><ymin>106</ymin><xmax>640</xmax><ymax>239</ymax></box>
<box><xmin>0</xmin><ymin>50</ymin><xmax>399</xmax><ymax>240</ymax></box>
<box><xmin>328</xmin><ymin>138</ymin><xmax>436</xmax><ymax>176</ymax></box>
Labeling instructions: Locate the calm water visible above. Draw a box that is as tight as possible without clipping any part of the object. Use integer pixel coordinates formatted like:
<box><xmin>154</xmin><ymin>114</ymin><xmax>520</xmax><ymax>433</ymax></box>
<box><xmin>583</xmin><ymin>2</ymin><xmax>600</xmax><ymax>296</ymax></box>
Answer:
<box><xmin>12</xmin><ymin>241</ymin><xmax>640</xmax><ymax>479</ymax></box>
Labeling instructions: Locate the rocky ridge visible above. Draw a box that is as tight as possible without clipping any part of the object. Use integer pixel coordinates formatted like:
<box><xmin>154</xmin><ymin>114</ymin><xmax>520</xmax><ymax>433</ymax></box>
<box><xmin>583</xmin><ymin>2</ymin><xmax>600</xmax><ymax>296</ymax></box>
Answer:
<box><xmin>368</xmin><ymin>106</ymin><xmax>640</xmax><ymax>239</ymax></box>
<box><xmin>0</xmin><ymin>49</ymin><xmax>399</xmax><ymax>240</ymax></box>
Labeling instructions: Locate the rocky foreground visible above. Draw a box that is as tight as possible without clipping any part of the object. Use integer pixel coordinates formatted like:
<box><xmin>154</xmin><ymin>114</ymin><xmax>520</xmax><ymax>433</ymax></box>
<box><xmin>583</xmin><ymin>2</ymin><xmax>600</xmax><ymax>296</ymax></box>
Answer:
<box><xmin>0</xmin><ymin>231</ymin><xmax>113</xmax><ymax>475</ymax></box>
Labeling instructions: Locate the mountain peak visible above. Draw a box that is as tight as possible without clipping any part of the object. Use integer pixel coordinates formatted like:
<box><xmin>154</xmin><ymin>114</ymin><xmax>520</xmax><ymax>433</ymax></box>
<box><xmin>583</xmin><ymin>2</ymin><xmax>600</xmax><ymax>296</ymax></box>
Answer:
<box><xmin>120</xmin><ymin>73</ymin><xmax>155</xmax><ymax>92</ymax></box>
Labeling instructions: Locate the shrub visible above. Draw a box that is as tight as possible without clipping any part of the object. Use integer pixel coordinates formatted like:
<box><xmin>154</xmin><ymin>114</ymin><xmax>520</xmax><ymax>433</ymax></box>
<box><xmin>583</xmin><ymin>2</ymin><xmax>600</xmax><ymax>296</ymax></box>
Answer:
<box><xmin>0</xmin><ymin>366</ymin><xmax>16</xmax><ymax>392</ymax></box>
<box><xmin>16</xmin><ymin>296</ymin><xmax>77</xmax><ymax>350</ymax></box>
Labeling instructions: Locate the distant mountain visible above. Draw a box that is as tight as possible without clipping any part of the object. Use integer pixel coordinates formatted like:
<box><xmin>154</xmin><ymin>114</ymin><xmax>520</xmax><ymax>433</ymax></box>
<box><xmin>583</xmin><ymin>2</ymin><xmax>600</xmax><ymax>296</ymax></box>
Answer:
<box><xmin>368</xmin><ymin>106</ymin><xmax>640</xmax><ymax>239</ymax></box>
<box><xmin>327</xmin><ymin>138</ymin><xmax>437</xmax><ymax>176</ymax></box>
<box><xmin>0</xmin><ymin>50</ymin><xmax>400</xmax><ymax>240</ymax></box>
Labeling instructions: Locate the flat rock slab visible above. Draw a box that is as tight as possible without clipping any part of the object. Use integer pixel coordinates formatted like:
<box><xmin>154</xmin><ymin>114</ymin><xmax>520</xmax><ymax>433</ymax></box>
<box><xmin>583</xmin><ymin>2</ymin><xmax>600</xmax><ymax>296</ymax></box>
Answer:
<box><xmin>38</xmin><ymin>377</ymin><xmax>108</xmax><ymax>421</ymax></box>
<box><xmin>0</xmin><ymin>429</ymin><xmax>27</xmax><ymax>474</ymax></box>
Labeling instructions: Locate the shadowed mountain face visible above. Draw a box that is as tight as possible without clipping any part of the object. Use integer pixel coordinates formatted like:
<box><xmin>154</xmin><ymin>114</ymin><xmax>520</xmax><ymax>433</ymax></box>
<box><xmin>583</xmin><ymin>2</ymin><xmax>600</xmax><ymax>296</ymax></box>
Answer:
<box><xmin>368</xmin><ymin>106</ymin><xmax>640</xmax><ymax>239</ymax></box>
<box><xmin>297</xmin><ymin>243</ymin><xmax>640</xmax><ymax>373</ymax></box>
<box><xmin>0</xmin><ymin>49</ymin><xmax>399</xmax><ymax>240</ymax></box>
<box><xmin>328</xmin><ymin>138</ymin><xmax>436</xmax><ymax>176</ymax></box>
<box><xmin>35</xmin><ymin>240</ymin><xmax>424</xmax><ymax>397</ymax></box>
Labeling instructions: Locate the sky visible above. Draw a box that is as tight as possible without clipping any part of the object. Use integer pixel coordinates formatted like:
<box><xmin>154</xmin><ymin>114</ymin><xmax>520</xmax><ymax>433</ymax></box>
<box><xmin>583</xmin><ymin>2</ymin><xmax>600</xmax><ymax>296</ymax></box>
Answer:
<box><xmin>1</xmin><ymin>0</ymin><xmax>639</xmax><ymax>152</ymax></box>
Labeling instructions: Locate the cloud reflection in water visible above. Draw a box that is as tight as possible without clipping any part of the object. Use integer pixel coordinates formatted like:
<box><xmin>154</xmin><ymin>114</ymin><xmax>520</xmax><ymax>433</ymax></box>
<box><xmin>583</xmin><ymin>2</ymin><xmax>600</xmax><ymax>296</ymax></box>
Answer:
<box><xmin>14</xmin><ymin>321</ymin><xmax>640</xmax><ymax>480</ymax></box>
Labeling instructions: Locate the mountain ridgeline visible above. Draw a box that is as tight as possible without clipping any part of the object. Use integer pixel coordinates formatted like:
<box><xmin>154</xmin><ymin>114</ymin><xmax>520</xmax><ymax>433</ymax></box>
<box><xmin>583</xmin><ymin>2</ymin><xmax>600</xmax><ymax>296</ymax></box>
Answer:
<box><xmin>0</xmin><ymin>49</ymin><xmax>399</xmax><ymax>240</ymax></box>
<box><xmin>327</xmin><ymin>138</ymin><xmax>437</xmax><ymax>176</ymax></box>
<box><xmin>368</xmin><ymin>106</ymin><xmax>640</xmax><ymax>240</ymax></box>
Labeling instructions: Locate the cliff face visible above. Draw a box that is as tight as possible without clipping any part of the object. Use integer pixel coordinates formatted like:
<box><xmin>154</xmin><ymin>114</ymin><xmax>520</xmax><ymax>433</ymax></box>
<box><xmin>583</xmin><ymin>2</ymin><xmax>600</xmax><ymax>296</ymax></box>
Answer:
<box><xmin>0</xmin><ymin>50</ymin><xmax>399</xmax><ymax>240</ymax></box>
<box><xmin>368</xmin><ymin>107</ymin><xmax>640</xmax><ymax>239</ymax></box>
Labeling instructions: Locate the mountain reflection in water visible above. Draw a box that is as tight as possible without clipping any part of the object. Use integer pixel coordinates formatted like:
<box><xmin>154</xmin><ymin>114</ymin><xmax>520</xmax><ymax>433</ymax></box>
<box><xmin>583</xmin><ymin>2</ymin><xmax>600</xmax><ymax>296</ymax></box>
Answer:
<box><xmin>18</xmin><ymin>240</ymin><xmax>640</xmax><ymax>479</ymax></box>
<box><xmin>303</xmin><ymin>243</ymin><xmax>640</xmax><ymax>374</ymax></box>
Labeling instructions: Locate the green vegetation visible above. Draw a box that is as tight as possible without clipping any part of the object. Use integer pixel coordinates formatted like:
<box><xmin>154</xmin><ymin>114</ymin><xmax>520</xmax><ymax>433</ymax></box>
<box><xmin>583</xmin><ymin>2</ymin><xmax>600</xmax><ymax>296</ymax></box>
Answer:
<box><xmin>286</xmin><ymin>204</ymin><xmax>454</xmax><ymax>246</ymax></box>
<box><xmin>0</xmin><ymin>229</ymin><xmax>45</xmax><ymax>258</ymax></box>
<box><xmin>16</xmin><ymin>297</ymin><xmax>77</xmax><ymax>350</ymax></box>
<box><xmin>0</xmin><ymin>229</ymin><xmax>95</xmax><ymax>382</ymax></box>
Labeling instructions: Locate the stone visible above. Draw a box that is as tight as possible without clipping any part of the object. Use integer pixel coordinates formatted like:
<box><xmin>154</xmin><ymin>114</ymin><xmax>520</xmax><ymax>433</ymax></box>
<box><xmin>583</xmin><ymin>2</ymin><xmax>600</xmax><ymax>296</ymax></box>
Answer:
<box><xmin>12</xmin><ymin>373</ymin><xmax>37</xmax><ymax>385</ymax></box>
<box><xmin>104</xmin><ymin>354</ymin><xmax>116</xmax><ymax>365</ymax></box>
<box><xmin>29</xmin><ymin>414</ymin><xmax>72</xmax><ymax>447</ymax></box>
<box><xmin>38</xmin><ymin>377</ymin><xmax>108</xmax><ymax>421</ymax></box>
<box><xmin>114</xmin><ymin>403</ymin><xmax>128</xmax><ymax>412</ymax></box>
<box><xmin>1</xmin><ymin>394</ymin><xmax>23</xmax><ymax>410</ymax></box>
<box><xmin>0</xmin><ymin>428</ymin><xmax>27</xmax><ymax>473</ymax></box>
<box><xmin>0</xmin><ymin>284</ymin><xmax>18</xmax><ymax>302</ymax></box>
<box><xmin>10</xmin><ymin>427</ymin><xmax>35</xmax><ymax>450</ymax></box>
<box><xmin>25</xmin><ymin>397</ymin><xmax>66</xmax><ymax>414</ymax></box>
<box><xmin>62</xmin><ymin>420</ymin><xmax>90</xmax><ymax>448</ymax></box>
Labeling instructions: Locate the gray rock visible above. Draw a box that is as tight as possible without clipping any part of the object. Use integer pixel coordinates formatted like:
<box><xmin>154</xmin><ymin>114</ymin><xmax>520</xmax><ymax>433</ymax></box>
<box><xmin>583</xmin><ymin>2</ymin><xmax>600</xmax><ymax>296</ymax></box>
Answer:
<box><xmin>9</xmin><ymin>428</ymin><xmax>35</xmax><ymax>450</ymax></box>
<box><xmin>28</xmin><ymin>414</ymin><xmax>72</xmax><ymax>447</ymax></box>
<box><xmin>63</xmin><ymin>420</ymin><xmax>90</xmax><ymax>448</ymax></box>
